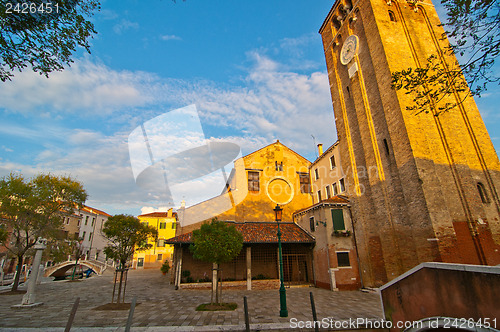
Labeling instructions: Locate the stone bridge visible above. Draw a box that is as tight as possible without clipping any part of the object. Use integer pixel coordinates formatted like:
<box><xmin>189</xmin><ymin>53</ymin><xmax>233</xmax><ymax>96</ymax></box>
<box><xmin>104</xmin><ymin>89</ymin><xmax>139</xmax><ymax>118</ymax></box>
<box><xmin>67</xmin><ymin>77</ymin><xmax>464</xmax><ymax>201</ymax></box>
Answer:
<box><xmin>44</xmin><ymin>259</ymin><xmax>111</xmax><ymax>277</ymax></box>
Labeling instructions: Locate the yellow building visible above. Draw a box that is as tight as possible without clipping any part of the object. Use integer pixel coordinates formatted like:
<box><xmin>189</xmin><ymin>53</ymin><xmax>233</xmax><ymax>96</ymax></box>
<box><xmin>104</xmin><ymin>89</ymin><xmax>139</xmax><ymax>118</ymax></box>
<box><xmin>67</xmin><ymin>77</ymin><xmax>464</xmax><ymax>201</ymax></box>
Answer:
<box><xmin>319</xmin><ymin>0</ymin><xmax>500</xmax><ymax>286</ymax></box>
<box><xmin>132</xmin><ymin>209</ymin><xmax>177</xmax><ymax>269</ymax></box>
<box><xmin>169</xmin><ymin>140</ymin><xmax>316</xmax><ymax>289</ymax></box>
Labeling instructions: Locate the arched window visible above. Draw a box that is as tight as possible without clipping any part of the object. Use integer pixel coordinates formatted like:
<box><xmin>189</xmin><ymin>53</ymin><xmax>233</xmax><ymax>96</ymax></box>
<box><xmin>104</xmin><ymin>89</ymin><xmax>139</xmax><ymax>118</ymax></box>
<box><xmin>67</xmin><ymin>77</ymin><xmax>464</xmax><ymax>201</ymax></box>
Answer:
<box><xmin>388</xmin><ymin>10</ymin><xmax>396</xmax><ymax>22</ymax></box>
<box><xmin>477</xmin><ymin>182</ymin><xmax>490</xmax><ymax>204</ymax></box>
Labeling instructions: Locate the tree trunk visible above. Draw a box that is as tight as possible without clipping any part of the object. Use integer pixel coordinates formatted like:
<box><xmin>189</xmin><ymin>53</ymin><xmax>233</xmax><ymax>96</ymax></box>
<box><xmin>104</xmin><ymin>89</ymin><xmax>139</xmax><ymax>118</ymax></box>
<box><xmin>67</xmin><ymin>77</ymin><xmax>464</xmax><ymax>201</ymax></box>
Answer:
<box><xmin>11</xmin><ymin>255</ymin><xmax>23</xmax><ymax>291</ymax></box>
<box><xmin>117</xmin><ymin>269</ymin><xmax>124</xmax><ymax>303</ymax></box>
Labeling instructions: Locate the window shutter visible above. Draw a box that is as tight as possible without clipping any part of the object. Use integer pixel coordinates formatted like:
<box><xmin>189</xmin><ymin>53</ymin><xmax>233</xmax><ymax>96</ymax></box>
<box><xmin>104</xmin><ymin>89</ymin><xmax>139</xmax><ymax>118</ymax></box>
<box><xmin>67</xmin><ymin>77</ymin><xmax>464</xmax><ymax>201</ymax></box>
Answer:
<box><xmin>331</xmin><ymin>209</ymin><xmax>345</xmax><ymax>230</ymax></box>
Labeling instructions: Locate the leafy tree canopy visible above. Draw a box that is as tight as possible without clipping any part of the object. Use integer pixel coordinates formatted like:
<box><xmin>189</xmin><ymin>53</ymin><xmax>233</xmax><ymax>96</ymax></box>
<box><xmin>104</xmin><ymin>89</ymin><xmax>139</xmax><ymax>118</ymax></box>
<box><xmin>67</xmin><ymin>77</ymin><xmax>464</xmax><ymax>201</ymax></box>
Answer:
<box><xmin>0</xmin><ymin>172</ymin><xmax>87</xmax><ymax>290</ymax></box>
<box><xmin>391</xmin><ymin>0</ymin><xmax>499</xmax><ymax>115</ymax></box>
<box><xmin>0</xmin><ymin>0</ymin><xmax>100</xmax><ymax>82</ymax></box>
<box><xmin>190</xmin><ymin>219</ymin><xmax>243</xmax><ymax>265</ymax></box>
<box><xmin>102</xmin><ymin>214</ymin><xmax>158</xmax><ymax>268</ymax></box>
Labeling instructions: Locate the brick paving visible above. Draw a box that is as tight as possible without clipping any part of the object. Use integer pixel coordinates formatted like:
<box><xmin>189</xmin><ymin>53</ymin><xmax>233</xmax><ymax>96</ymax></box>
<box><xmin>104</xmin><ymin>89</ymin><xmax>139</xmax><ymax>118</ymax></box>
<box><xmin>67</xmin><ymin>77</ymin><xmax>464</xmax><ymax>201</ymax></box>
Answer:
<box><xmin>0</xmin><ymin>269</ymin><xmax>383</xmax><ymax>331</ymax></box>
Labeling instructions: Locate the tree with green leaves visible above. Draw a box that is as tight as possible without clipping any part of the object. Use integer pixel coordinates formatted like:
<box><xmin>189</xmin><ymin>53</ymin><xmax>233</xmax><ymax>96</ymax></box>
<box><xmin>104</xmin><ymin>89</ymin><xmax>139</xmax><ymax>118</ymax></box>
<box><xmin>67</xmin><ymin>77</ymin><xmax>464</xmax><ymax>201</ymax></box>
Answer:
<box><xmin>0</xmin><ymin>173</ymin><xmax>87</xmax><ymax>290</ymax></box>
<box><xmin>0</xmin><ymin>0</ymin><xmax>100</xmax><ymax>82</ymax></box>
<box><xmin>391</xmin><ymin>0</ymin><xmax>499</xmax><ymax>115</ymax></box>
<box><xmin>190</xmin><ymin>219</ymin><xmax>243</xmax><ymax>304</ymax></box>
<box><xmin>102</xmin><ymin>214</ymin><xmax>157</xmax><ymax>303</ymax></box>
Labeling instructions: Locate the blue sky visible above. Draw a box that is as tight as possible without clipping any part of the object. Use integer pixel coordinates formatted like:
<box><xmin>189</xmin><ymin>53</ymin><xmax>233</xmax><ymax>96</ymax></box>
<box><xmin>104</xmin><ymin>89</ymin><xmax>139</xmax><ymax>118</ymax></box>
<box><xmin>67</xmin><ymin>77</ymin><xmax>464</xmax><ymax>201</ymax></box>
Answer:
<box><xmin>1</xmin><ymin>0</ymin><xmax>499</xmax><ymax>216</ymax></box>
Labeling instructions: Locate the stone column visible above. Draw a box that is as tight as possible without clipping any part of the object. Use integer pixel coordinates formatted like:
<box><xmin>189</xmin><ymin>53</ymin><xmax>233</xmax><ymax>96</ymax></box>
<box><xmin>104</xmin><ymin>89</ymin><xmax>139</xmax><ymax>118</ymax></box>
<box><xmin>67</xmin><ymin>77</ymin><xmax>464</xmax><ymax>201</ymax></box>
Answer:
<box><xmin>17</xmin><ymin>238</ymin><xmax>46</xmax><ymax>307</ymax></box>
<box><xmin>246</xmin><ymin>246</ymin><xmax>251</xmax><ymax>290</ymax></box>
<box><xmin>174</xmin><ymin>246</ymin><xmax>183</xmax><ymax>289</ymax></box>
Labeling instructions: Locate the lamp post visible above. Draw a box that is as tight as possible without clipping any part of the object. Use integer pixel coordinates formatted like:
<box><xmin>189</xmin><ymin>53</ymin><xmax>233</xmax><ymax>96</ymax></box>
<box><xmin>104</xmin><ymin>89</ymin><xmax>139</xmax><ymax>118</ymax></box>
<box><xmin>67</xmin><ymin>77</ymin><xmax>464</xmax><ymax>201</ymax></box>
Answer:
<box><xmin>274</xmin><ymin>204</ymin><xmax>288</xmax><ymax>317</ymax></box>
<box><xmin>71</xmin><ymin>239</ymin><xmax>83</xmax><ymax>281</ymax></box>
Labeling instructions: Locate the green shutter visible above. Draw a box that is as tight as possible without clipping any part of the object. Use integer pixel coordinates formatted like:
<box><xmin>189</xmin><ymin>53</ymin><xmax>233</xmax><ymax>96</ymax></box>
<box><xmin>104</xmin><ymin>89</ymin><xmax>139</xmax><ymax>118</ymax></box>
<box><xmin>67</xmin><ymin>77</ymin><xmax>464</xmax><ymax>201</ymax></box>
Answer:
<box><xmin>331</xmin><ymin>209</ymin><xmax>345</xmax><ymax>231</ymax></box>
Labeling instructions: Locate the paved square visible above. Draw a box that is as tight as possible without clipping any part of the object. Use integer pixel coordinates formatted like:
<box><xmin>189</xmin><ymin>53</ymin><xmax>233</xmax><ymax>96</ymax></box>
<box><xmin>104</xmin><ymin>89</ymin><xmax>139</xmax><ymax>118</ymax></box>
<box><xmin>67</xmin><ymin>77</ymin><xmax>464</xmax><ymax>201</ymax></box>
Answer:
<box><xmin>0</xmin><ymin>269</ymin><xmax>383</xmax><ymax>331</ymax></box>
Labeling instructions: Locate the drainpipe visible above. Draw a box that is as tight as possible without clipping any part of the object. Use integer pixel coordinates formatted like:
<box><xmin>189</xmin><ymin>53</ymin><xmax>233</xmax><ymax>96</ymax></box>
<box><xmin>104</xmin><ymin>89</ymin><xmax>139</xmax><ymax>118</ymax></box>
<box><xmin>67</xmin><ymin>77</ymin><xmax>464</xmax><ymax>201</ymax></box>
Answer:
<box><xmin>322</xmin><ymin>203</ymin><xmax>333</xmax><ymax>291</ymax></box>
<box><xmin>89</xmin><ymin>211</ymin><xmax>98</xmax><ymax>260</ymax></box>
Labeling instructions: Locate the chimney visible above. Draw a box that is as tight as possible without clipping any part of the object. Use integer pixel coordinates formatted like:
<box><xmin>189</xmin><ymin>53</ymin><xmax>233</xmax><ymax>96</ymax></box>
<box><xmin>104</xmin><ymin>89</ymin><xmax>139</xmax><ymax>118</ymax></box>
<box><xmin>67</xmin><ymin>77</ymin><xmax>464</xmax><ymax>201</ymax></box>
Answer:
<box><xmin>317</xmin><ymin>144</ymin><xmax>323</xmax><ymax>156</ymax></box>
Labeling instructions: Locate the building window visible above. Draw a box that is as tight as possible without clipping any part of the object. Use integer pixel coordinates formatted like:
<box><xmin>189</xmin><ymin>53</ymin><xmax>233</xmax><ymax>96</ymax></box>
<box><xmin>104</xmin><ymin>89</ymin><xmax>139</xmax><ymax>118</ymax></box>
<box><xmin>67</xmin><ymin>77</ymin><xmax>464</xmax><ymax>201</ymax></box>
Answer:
<box><xmin>172</xmin><ymin>222</ymin><xmax>176</xmax><ymax>229</ymax></box>
<box><xmin>299</xmin><ymin>173</ymin><xmax>311</xmax><ymax>193</ymax></box>
<box><xmin>477</xmin><ymin>182</ymin><xmax>490</xmax><ymax>204</ymax></box>
<box><xmin>248</xmin><ymin>171</ymin><xmax>260</xmax><ymax>192</ymax></box>
<box><xmin>383</xmin><ymin>138</ymin><xmax>390</xmax><ymax>155</ymax></box>
<box><xmin>158</xmin><ymin>239</ymin><xmax>165</xmax><ymax>247</ymax></box>
<box><xmin>137</xmin><ymin>258</ymin><xmax>144</xmax><ymax>267</ymax></box>
<box><xmin>159</xmin><ymin>222</ymin><xmax>166</xmax><ymax>229</ymax></box>
<box><xmin>331</xmin><ymin>209</ymin><xmax>345</xmax><ymax>231</ymax></box>
<box><xmin>309</xmin><ymin>217</ymin><xmax>315</xmax><ymax>232</ymax></box>
<box><xmin>330</xmin><ymin>155</ymin><xmax>336</xmax><ymax>169</ymax></box>
<box><xmin>326</xmin><ymin>186</ymin><xmax>331</xmax><ymax>199</ymax></box>
<box><xmin>82</xmin><ymin>231</ymin><xmax>86</xmax><ymax>240</ymax></box>
<box><xmin>388</xmin><ymin>10</ymin><xmax>396</xmax><ymax>22</ymax></box>
<box><xmin>88</xmin><ymin>232</ymin><xmax>92</xmax><ymax>242</ymax></box>
<box><xmin>85</xmin><ymin>216</ymin><xmax>89</xmax><ymax>225</ymax></box>
<box><xmin>317</xmin><ymin>190</ymin><xmax>322</xmax><ymax>202</ymax></box>
<box><xmin>275</xmin><ymin>161</ymin><xmax>283</xmax><ymax>171</ymax></box>
<box><xmin>332</xmin><ymin>183</ymin><xmax>338</xmax><ymax>196</ymax></box>
<box><xmin>339</xmin><ymin>178</ymin><xmax>345</xmax><ymax>192</ymax></box>
<box><xmin>141</xmin><ymin>221</ymin><xmax>148</xmax><ymax>226</ymax></box>
<box><xmin>157</xmin><ymin>254</ymin><xmax>163</xmax><ymax>261</ymax></box>
<box><xmin>314</xmin><ymin>168</ymin><xmax>319</xmax><ymax>180</ymax></box>
<box><xmin>337</xmin><ymin>252</ymin><xmax>351</xmax><ymax>267</ymax></box>
<box><xmin>92</xmin><ymin>217</ymin><xmax>95</xmax><ymax>227</ymax></box>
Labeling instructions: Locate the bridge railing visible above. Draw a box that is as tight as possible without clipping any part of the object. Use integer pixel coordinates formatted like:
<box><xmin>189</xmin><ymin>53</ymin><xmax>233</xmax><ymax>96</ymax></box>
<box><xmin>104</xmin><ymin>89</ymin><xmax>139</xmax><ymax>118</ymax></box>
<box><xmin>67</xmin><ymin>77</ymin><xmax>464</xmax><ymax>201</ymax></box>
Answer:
<box><xmin>44</xmin><ymin>259</ymin><xmax>115</xmax><ymax>277</ymax></box>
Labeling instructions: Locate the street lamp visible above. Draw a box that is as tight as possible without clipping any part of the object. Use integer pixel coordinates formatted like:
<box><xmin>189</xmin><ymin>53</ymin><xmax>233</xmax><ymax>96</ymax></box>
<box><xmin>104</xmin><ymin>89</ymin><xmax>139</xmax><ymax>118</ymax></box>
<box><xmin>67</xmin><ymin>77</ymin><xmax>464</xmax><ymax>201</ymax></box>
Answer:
<box><xmin>274</xmin><ymin>204</ymin><xmax>288</xmax><ymax>317</ymax></box>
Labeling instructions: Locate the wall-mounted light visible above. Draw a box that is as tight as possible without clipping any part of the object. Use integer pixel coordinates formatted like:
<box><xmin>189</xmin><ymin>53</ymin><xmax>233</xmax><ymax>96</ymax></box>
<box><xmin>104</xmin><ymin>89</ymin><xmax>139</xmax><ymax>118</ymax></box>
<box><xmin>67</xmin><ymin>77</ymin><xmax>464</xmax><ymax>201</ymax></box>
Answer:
<box><xmin>316</xmin><ymin>220</ymin><xmax>327</xmax><ymax>227</ymax></box>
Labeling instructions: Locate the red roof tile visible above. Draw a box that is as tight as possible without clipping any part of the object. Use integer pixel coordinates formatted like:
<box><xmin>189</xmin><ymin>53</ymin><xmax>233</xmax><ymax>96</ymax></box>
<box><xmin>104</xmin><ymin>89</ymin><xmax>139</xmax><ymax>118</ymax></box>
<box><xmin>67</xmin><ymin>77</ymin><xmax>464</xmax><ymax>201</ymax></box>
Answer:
<box><xmin>293</xmin><ymin>195</ymin><xmax>349</xmax><ymax>215</ymax></box>
<box><xmin>81</xmin><ymin>205</ymin><xmax>112</xmax><ymax>217</ymax></box>
<box><xmin>139</xmin><ymin>212</ymin><xmax>178</xmax><ymax>218</ymax></box>
<box><xmin>165</xmin><ymin>221</ymin><xmax>314</xmax><ymax>244</ymax></box>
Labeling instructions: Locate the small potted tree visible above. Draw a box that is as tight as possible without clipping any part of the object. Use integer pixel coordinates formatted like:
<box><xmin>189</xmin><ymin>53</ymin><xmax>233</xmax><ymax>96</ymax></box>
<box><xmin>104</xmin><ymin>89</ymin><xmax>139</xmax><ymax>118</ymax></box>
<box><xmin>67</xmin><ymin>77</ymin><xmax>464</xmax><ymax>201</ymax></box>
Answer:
<box><xmin>161</xmin><ymin>261</ymin><xmax>170</xmax><ymax>275</ymax></box>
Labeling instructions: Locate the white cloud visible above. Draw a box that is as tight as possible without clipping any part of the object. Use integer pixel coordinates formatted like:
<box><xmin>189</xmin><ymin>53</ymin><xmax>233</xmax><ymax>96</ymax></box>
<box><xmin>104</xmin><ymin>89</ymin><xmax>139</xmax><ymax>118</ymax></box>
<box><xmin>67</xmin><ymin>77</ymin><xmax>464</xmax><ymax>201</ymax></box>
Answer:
<box><xmin>0</xmin><ymin>38</ymin><xmax>336</xmax><ymax>215</ymax></box>
<box><xmin>140</xmin><ymin>206</ymin><xmax>171</xmax><ymax>214</ymax></box>
<box><xmin>0</xmin><ymin>59</ymin><xmax>154</xmax><ymax>114</ymax></box>
<box><xmin>160</xmin><ymin>34</ymin><xmax>182</xmax><ymax>41</ymax></box>
<box><xmin>113</xmin><ymin>19</ymin><xmax>139</xmax><ymax>34</ymax></box>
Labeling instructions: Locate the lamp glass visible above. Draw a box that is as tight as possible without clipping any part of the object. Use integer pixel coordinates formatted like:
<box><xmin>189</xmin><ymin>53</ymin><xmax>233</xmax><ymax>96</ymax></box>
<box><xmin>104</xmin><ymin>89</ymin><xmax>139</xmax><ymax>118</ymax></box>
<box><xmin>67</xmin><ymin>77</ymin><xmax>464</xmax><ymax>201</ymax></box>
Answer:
<box><xmin>274</xmin><ymin>204</ymin><xmax>282</xmax><ymax>222</ymax></box>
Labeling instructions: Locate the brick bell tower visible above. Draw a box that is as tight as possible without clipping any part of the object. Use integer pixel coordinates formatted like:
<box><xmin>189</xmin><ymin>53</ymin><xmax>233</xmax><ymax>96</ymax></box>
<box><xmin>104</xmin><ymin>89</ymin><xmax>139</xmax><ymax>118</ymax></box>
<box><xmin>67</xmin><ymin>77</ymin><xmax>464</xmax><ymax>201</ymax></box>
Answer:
<box><xmin>319</xmin><ymin>0</ymin><xmax>500</xmax><ymax>287</ymax></box>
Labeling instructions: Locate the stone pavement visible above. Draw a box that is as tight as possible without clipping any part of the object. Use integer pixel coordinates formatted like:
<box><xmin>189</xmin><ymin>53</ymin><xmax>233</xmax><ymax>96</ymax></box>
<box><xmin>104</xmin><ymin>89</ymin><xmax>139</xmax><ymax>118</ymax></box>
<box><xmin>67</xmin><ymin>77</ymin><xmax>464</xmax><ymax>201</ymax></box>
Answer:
<box><xmin>0</xmin><ymin>269</ymin><xmax>383</xmax><ymax>331</ymax></box>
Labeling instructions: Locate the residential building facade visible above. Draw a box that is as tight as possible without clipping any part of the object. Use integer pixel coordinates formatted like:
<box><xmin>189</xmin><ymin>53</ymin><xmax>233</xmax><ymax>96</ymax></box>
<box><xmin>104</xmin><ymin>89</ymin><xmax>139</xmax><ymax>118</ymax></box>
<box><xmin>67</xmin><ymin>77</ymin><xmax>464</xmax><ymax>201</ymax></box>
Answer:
<box><xmin>78</xmin><ymin>205</ymin><xmax>111</xmax><ymax>262</ymax></box>
<box><xmin>132</xmin><ymin>209</ymin><xmax>177</xmax><ymax>269</ymax></box>
<box><xmin>294</xmin><ymin>142</ymin><xmax>361</xmax><ymax>290</ymax></box>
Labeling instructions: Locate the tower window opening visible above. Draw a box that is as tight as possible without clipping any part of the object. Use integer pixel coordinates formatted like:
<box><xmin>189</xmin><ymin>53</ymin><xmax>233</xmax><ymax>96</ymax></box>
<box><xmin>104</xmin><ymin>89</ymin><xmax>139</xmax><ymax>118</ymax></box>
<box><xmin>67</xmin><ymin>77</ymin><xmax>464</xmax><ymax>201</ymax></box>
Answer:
<box><xmin>388</xmin><ymin>10</ymin><xmax>396</xmax><ymax>22</ymax></box>
<box><xmin>383</xmin><ymin>138</ymin><xmax>390</xmax><ymax>155</ymax></box>
<box><xmin>477</xmin><ymin>182</ymin><xmax>490</xmax><ymax>204</ymax></box>
<box><xmin>346</xmin><ymin>86</ymin><xmax>351</xmax><ymax>98</ymax></box>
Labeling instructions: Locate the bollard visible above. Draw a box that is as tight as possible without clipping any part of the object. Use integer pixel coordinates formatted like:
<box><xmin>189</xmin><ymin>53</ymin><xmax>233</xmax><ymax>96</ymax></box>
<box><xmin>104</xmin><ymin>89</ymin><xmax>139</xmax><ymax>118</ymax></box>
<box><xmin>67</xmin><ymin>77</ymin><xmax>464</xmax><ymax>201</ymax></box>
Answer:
<box><xmin>64</xmin><ymin>297</ymin><xmax>80</xmax><ymax>332</ymax></box>
<box><xmin>244</xmin><ymin>296</ymin><xmax>250</xmax><ymax>332</ymax></box>
<box><xmin>310</xmin><ymin>292</ymin><xmax>319</xmax><ymax>332</ymax></box>
<box><xmin>125</xmin><ymin>296</ymin><xmax>137</xmax><ymax>332</ymax></box>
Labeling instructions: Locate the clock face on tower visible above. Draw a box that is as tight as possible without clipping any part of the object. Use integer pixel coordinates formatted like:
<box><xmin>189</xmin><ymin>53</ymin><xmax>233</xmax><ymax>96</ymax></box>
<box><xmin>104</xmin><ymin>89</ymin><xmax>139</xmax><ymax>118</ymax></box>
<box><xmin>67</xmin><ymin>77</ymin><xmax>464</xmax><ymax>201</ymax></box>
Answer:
<box><xmin>340</xmin><ymin>35</ymin><xmax>359</xmax><ymax>65</ymax></box>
